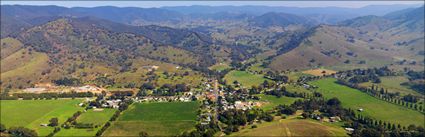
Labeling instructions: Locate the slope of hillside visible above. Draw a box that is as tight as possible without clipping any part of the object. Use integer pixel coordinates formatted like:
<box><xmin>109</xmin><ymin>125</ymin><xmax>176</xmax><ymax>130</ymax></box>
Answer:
<box><xmin>269</xmin><ymin>6</ymin><xmax>424</xmax><ymax>71</ymax></box>
<box><xmin>1</xmin><ymin>37</ymin><xmax>24</xmax><ymax>59</ymax></box>
<box><xmin>269</xmin><ymin>24</ymin><xmax>422</xmax><ymax>71</ymax></box>
<box><xmin>1</xmin><ymin>48</ymin><xmax>50</xmax><ymax>88</ymax></box>
<box><xmin>1</xmin><ymin>17</ymin><xmax>210</xmax><ymax>88</ymax></box>
<box><xmin>249</xmin><ymin>12</ymin><xmax>317</xmax><ymax>27</ymax></box>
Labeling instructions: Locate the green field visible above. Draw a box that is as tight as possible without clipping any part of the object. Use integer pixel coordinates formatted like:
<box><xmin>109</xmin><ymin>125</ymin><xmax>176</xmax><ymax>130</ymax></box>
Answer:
<box><xmin>209</xmin><ymin>63</ymin><xmax>230</xmax><ymax>71</ymax></box>
<box><xmin>256</xmin><ymin>94</ymin><xmax>301</xmax><ymax>111</ymax></box>
<box><xmin>103</xmin><ymin>102</ymin><xmax>199</xmax><ymax>136</ymax></box>
<box><xmin>0</xmin><ymin>99</ymin><xmax>84</xmax><ymax>136</ymax></box>
<box><xmin>287</xmin><ymin>72</ymin><xmax>313</xmax><ymax>83</ymax></box>
<box><xmin>231</xmin><ymin>118</ymin><xmax>347</xmax><ymax>136</ymax></box>
<box><xmin>285</xmin><ymin>84</ymin><xmax>311</xmax><ymax>94</ymax></box>
<box><xmin>55</xmin><ymin>108</ymin><xmax>116</xmax><ymax>136</ymax></box>
<box><xmin>359</xmin><ymin>76</ymin><xmax>421</xmax><ymax>96</ymax></box>
<box><xmin>224</xmin><ymin>70</ymin><xmax>269</xmax><ymax>87</ymax></box>
<box><xmin>309</xmin><ymin>78</ymin><xmax>425</xmax><ymax>126</ymax></box>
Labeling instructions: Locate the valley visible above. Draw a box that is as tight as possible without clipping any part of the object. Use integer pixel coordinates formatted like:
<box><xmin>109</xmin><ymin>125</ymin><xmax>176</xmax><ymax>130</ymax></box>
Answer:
<box><xmin>0</xmin><ymin>2</ymin><xmax>424</xmax><ymax>137</ymax></box>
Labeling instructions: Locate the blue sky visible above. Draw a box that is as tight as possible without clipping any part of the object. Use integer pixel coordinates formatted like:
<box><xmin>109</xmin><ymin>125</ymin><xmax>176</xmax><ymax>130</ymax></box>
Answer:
<box><xmin>1</xmin><ymin>1</ymin><xmax>424</xmax><ymax>8</ymax></box>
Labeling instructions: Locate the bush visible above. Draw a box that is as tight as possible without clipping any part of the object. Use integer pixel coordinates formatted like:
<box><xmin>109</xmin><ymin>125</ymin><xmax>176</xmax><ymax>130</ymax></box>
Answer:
<box><xmin>139</xmin><ymin>131</ymin><xmax>149</xmax><ymax>137</ymax></box>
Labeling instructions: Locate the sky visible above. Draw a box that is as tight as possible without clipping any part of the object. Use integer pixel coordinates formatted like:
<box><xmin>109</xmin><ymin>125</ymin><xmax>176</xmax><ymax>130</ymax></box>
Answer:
<box><xmin>1</xmin><ymin>1</ymin><xmax>424</xmax><ymax>8</ymax></box>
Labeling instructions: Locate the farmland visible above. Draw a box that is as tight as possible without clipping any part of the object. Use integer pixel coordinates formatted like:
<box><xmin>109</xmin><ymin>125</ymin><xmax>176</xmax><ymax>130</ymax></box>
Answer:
<box><xmin>256</xmin><ymin>94</ymin><xmax>301</xmax><ymax>111</ymax></box>
<box><xmin>358</xmin><ymin>76</ymin><xmax>421</xmax><ymax>96</ymax></box>
<box><xmin>103</xmin><ymin>102</ymin><xmax>199</xmax><ymax>136</ymax></box>
<box><xmin>309</xmin><ymin>78</ymin><xmax>425</xmax><ymax>126</ymax></box>
<box><xmin>231</xmin><ymin>118</ymin><xmax>347</xmax><ymax>136</ymax></box>
<box><xmin>55</xmin><ymin>108</ymin><xmax>116</xmax><ymax>136</ymax></box>
<box><xmin>0</xmin><ymin>99</ymin><xmax>84</xmax><ymax>136</ymax></box>
<box><xmin>209</xmin><ymin>63</ymin><xmax>230</xmax><ymax>71</ymax></box>
<box><xmin>224</xmin><ymin>70</ymin><xmax>269</xmax><ymax>87</ymax></box>
<box><xmin>302</xmin><ymin>68</ymin><xmax>337</xmax><ymax>76</ymax></box>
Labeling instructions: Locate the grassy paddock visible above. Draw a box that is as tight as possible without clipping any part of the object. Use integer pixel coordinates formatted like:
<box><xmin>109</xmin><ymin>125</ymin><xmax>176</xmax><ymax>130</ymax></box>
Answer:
<box><xmin>224</xmin><ymin>70</ymin><xmax>269</xmax><ymax>87</ymax></box>
<box><xmin>103</xmin><ymin>102</ymin><xmax>199</xmax><ymax>136</ymax></box>
<box><xmin>302</xmin><ymin>68</ymin><xmax>337</xmax><ymax>76</ymax></box>
<box><xmin>55</xmin><ymin>108</ymin><xmax>116</xmax><ymax>136</ymax></box>
<box><xmin>309</xmin><ymin>78</ymin><xmax>424</xmax><ymax>126</ymax></box>
<box><xmin>256</xmin><ymin>94</ymin><xmax>301</xmax><ymax>111</ymax></box>
<box><xmin>209</xmin><ymin>63</ymin><xmax>230</xmax><ymax>71</ymax></box>
<box><xmin>359</xmin><ymin>76</ymin><xmax>420</xmax><ymax>96</ymax></box>
<box><xmin>231</xmin><ymin>119</ymin><xmax>347</xmax><ymax>136</ymax></box>
<box><xmin>0</xmin><ymin>99</ymin><xmax>84</xmax><ymax>136</ymax></box>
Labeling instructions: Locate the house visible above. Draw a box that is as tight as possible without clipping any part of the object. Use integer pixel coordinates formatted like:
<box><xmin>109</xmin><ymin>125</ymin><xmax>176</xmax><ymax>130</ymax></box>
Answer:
<box><xmin>345</xmin><ymin>128</ymin><xmax>355</xmax><ymax>133</ymax></box>
<box><xmin>303</xmin><ymin>84</ymin><xmax>310</xmax><ymax>89</ymax></box>
<box><xmin>93</xmin><ymin>108</ymin><xmax>104</xmax><ymax>111</ymax></box>
<box><xmin>105</xmin><ymin>99</ymin><xmax>121</xmax><ymax>109</ymax></box>
<box><xmin>142</xmin><ymin>65</ymin><xmax>159</xmax><ymax>71</ymax></box>
<box><xmin>40</xmin><ymin>124</ymin><xmax>48</xmax><ymax>127</ymax></box>
<box><xmin>329</xmin><ymin>116</ymin><xmax>341</xmax><ymax>122</ymax></box>
<box><xmin>358</xmin><ymin>108</ymin><xmax>364</xmax><ymax>112</ymax></box>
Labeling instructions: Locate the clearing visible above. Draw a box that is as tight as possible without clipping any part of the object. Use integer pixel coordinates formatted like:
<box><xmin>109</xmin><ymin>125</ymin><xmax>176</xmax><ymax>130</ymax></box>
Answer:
<box><xmin>224</xmin><ymin>70</ymin><xmax>269</xmax><ymax>87</ymax></box>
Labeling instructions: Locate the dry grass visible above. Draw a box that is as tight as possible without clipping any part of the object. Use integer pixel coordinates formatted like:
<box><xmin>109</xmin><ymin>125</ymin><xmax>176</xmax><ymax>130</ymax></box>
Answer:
<box><xmin>302</xmin><ymin>68</ymin><xmax>337</xmax><ymax>76</ymax></box>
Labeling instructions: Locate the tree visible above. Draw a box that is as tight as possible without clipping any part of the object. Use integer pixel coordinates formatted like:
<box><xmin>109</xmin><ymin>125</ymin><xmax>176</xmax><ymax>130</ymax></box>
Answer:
<box><xmin>49</xmin><ymin>118</ymin><xmax>59</xmax><ymax>127</ymax></box>
<box><xmin>360</xmin><ymin>128</ymin><xmax>380</xmax><ymax>137</ymax></box>
<box><xmin>141</xmin><ymin>83</ymin><xmax>155</xmax><ymax>90</ymax></box>
<box><xmin>8</xmin><ymin>127</ymin><xmax>38</xmax><ymax>137</ymax></box>
<box><xmin>0</xmin><ymin>123</ymin><xmax>6</xmax><ymax>132</ymax></box>
<box><xmin>139</xmin><ymin>131</ymin><xmax>148</xmax><ymax>137</ymax></box>
<box><xmin>277</xmin><ymin>105</ymin><xmax>296</xmax><ymax>115</ymax></box>
<box><xmin>327</xmin><ymin>97</ymin><xmax>341</xmax><ymax>106</ymax></box>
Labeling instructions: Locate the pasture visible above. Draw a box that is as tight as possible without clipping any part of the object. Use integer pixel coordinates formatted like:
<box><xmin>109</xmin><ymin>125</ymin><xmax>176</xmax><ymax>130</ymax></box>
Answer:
<box><xmin>224</xmin><ymin>70</ymin><xmax>269</xmax><ymax>87</ymax></box>
<box><xmin>285</xmin><ymin>84</ymin><xmax>311</xmax><ymax>94</ymax></box>
<box><xmin>54</xmin><ymin>108</ymin><xmax>116</xmax><ymax>136</ymax></box>
<box><xmin>302</xmin><ymin>68</ymin><xmax>337</xmax><ymax>76</ymax></box>
<box><xmin>209</xmin><ymin>63</ymin><xmax>230</xmax><ymax>71</ymax></box>
<box><xmin>309</xmin><ymin>78</ymin><xmax>425</xmax><ymax>126</ymax></box>
<box><xmin>231</xmin><ymin>118</ymin><xmax>347</xmax><ymax>136</ymax></box>
<box><xmin>103</xmin><ymin>102</ymin><xmax>199</xmax><ymax>136</ymax></box>
<box><xmin>256</xmin><ymin>94</ymin><xmax>301</xmax><ymax>111</ymax></box>
<box><xmin>0</xmin><ymin>99</ymin><xmax>84</xmax><ymax>136</ymax></box>
<box><xmin>358</xmin><ymin>76</ymin><xmax>420</xmax><ymax>96</ymax></box>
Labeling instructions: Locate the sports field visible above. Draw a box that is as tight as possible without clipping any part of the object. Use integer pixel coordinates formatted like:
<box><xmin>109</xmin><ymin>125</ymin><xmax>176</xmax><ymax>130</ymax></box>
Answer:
<box><xmin>55</xmin><ymin>108</ymin><xmax>116</xmax><ymax>136</ymax></box>
<box><xmin>103</xmin><ymin>102</ymin><xmax>199</xmax><ymax>136</ymax></box>
<box><xmin>224</xmin><ymin>70</ymin><xmax>269</xmax><ymax>87</ymax></box>
<box><xmin>231</xmin><ymin>118</ymin><xmax>347</xmax><ymax>136</ymax></box>
<box><xmin>0</xmin><ymin>99</ymin><xmax>84</xmax><ymax>136</ymax></box>
<box><xmin>309</xmin><ymin>78</ymin><xmax>425</xmax><ymax>126</ymax></box>
<box><xmin>256</xmin><ymin>94</ymin><xmax>301</xmax><ymax>111</ymax></box>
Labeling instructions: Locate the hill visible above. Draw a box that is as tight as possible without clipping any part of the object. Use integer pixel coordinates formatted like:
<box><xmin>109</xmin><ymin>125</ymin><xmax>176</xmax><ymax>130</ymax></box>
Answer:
<box><xmin>249</xmin><ymin>12</ymin><xmax>317</xmax><ymax>28</ymax></box>
<box><xmin>1</xmin><ymin>17</ymin><xmax>211</xmax><ymax>88</ymax></box>
<box><xmin>269</xmin><ymin>6</ymin><xmax>424</xmax><ymax>71</ymax></box>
